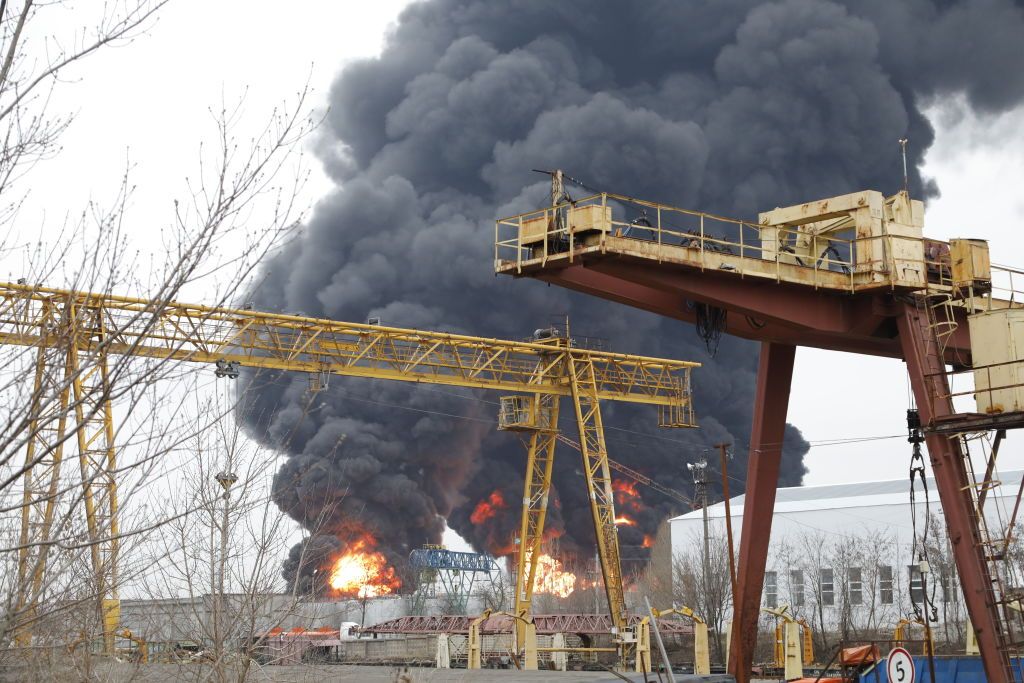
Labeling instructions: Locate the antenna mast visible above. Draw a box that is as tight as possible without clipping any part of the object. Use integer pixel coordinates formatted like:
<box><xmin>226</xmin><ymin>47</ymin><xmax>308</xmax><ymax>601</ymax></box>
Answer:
<box><xmin>899</xmin><ymin>138</ymin><xmax>909</xmax><ymax>194</ymax></box>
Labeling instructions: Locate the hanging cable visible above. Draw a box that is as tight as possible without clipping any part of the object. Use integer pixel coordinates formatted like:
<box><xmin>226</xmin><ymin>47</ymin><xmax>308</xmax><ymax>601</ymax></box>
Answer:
<box><xmin>907</xmin><ymin>408</ymin><xmax>938</xmax><ymax>624</ymax></box>
<box><xmin>694</xmin><ymin>302</ymin><xmax>726</xmax><ymax>357</ymax></box>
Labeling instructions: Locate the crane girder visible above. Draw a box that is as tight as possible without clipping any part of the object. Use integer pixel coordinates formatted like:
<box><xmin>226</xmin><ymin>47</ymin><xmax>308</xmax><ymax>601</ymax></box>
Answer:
<box><xmin>0</xmin><ymin>282</ymin><xmax>696</xmax><ymax>407</ymax></box>
<box><xmin>0</xmin><ymin>280</ymin><xmax>700</xmax><ymax>657</ymax></box>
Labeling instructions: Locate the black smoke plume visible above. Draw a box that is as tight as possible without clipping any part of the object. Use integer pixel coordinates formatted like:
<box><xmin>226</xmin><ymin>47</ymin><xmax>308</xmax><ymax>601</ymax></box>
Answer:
<box><xmin>240</xmin><ymin>0</ymin><xmax>1024</xmax><ymax>590</ymax></box>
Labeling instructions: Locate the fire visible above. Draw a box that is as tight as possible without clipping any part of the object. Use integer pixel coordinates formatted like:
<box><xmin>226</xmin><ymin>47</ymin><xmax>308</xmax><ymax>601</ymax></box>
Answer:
<box><xmin>470</xmin><ymin>490</ymin><xmax>507</xmax><ymax>525</ymax></box>
<box><xmin>328</xmin><ymin>537</ymin><xmax>400</xmax><ymax>598</ymax></box>
<box><xmin>532</xmin><ymin>553</ymin><xmax>577</xmax><ymax>597</ymax></box>
<box><xmin>615</xmin><ymin>516</ymin><xmax>637</xmax><ymax>526</ymax></box>
<box><xmin>642</xmin><ymin>535</ymin><xmax>654</xmax><ymax>548</ymax></box>
<box><xmin>612</xmin><ymin>478</ymin><xmax>643</xmax><ymax>515</ymax></box>
<box><xmin>612</xmin><ymin>479</ymin><xmax>639</xmax><ymax>498</ymax></box>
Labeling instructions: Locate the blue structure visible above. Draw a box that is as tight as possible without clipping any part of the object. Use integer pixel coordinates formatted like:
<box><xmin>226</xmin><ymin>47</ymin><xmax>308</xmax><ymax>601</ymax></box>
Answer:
<box><xmin>409</xmin><ymin>548</ymin><xmax>500</xmax><ymax>572</ymax></box>
<box><xmin>408</xmin><ymin>548</ymin><xmax>501</xmax><ymax>615</ymax></box>
<box><xmin>859</xmin><ymin>655</ymin><xmax>1024</xmax><ymax>682</ymax></box>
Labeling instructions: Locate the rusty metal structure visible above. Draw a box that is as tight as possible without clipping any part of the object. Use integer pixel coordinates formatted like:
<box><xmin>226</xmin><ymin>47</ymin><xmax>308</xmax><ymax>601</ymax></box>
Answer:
<box><xmin>360</xmin><ymin>612</ymin><xmax>692</xmax><ymax>636</ymax></box>
<box><xmin>496</xmin><ymin>181</ymin><xmax>1024</xmax><ymax>682</ymax></box>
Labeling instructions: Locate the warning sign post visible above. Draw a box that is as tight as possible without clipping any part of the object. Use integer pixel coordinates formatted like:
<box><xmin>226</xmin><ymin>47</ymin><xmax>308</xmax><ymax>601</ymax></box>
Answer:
<box><xmin>887</xmin><ymin>646</ymin><xmax>916</xmax><ymax>683</ymax></box>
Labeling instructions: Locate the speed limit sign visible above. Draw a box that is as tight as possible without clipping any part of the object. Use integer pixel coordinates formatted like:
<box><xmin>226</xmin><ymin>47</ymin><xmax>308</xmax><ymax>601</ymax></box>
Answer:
<box><xmin>887</xmin><ymin>646</ymin><xmax>916</xmax><ymax>683</ymax></box>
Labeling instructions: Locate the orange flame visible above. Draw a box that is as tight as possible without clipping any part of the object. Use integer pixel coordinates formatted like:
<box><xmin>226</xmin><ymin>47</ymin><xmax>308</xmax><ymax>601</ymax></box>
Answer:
<box><xmin>612</xmin><ymin>478</ymin><xmax>643</xmax><ymax>515</ymax></box>
<box><xmin>642</xmin><ymin>534</ymin><xmax>654</xmax><ymax>548</ymax></box>
<box><xmin>470</xmin><ymin>490</ymin><xmax>507</xmax><ymax>525</ymax></box>
<box><xmin>612</xmin><ymin>479</ymin><xmax>639</xmax><ymax>497</ymax></box>
<box><xmin>532</xmin><ymin>553</ymin><xmax>576</xmax><ymax>597</ymax></box>
<box><xmin>328</xmin><ymin>537</ymin><xmax>401</xmax><ymax>598</ymax></box>
<box><xmin>614</xmin><ymin>515</ymin><xmax>637</xmax><ymax>526</ymax></box>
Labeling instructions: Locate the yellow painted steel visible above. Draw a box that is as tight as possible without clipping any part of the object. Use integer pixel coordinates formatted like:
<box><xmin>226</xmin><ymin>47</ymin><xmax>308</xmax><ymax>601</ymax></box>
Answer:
<box><xmin>634</xmin><ymin>617</ymin><xmax>651</xmax><ymax>673</ymax></box>
<box><xmin>763</xmin><ymin>605</ymin><xmax>804</xmax><ymax>679</ymax></box>
<box><xmin>0</xmin><ymin>281</ymin><xmax>698</xmax><ymax>656</ymax></box>
<box><xmin>567</xmin><ymin>352</ymin><xmax>631</xmax><ymax>660</ymax></box>
<box><xmin>652</xmin><ymin>606</ymin><xmax>709</xmax><ymax>675</ymax></box>
<box><xmin>467</xmin><ymin>610</ymin><xmax>537</xmax><ymax>670</ymax></box>
<box><xmin>68</xmin><ymin>304</ymin><xmax>120</xmax><ymax>655</ymax></box>
<box><xmin>894</xmin><ymin>617</ymin><xmax>935</xmax><ymax>656</ymax></box>
<box><xmin>0</xmin><ymin>282</ymin><xmax>698</xmax><ymax>406</ymax></box>
<box><xmin>117</xmin><ymin>628</ymin><xmax>147</xmax><ymax>663</ymax></box>
<box><xmin>14</xmin><ymin>323</ymin><xmax>74</xmax><ymax>646</ymax></box>
<box><xmin>766</xmin><ymin>613</ymin><xmax>815</xmax><ymax>666</ymax></box>
<box><xmin>796</xmin><ymin>616</ymin><xmax>814</xmax><ymax>665</ymax></box>
<box><xmin>506</xmin><ymin>393</ymin><xmax>560</xmax><ymax>641</ymax></box>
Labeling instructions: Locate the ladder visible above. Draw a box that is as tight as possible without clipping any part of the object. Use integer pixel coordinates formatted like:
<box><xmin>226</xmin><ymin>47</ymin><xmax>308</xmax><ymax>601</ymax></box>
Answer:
<box><xmin>908</xmin><ymin>295</ymin><xmax>1022</xmax><ymax>681</ymax></box>
<box><xmin>925</xmin><ymin>291</ymin><xmax>960</xmax><ymax>360</ymax></box>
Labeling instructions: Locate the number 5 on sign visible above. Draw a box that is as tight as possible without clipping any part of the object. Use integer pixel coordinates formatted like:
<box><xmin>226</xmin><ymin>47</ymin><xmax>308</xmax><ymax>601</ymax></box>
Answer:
<box><xmin>887</xmin><ymin>646</ymin><xmax>916</xmax><ymax>682</ymax></box>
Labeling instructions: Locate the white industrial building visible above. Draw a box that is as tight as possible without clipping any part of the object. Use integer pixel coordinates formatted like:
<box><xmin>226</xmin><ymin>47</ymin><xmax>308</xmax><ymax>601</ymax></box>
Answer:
<box><xmin>670</xmin><ymin>470</ymin><xmax>1024</xmax><ymax>637</ymax></box>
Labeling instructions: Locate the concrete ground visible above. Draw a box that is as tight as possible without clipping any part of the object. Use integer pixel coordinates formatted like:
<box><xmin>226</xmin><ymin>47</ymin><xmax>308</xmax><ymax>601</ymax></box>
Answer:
<box><xmin>112</xmin><ymin>664</ymin><xmax>711</xmax><ymax>682</ymax></box>
<box><xmin>0</xmin><ymin>660</ymin><xmax>756</xmax><ymax>682</ymax></box>
<box><xmin>12</xmin><ymin>662</ymin><xmax>748</xmax><ymax>682</ymax></box>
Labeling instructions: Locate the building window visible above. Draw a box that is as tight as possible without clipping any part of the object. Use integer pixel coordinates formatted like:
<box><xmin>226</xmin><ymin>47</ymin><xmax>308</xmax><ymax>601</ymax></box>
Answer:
<box><xmin>848</xmin><ymin>567</ymin><xmax>863</xmax><ymax>605</ymax></box>
<box><xmin>820</xmin><ymin>568</ymin><xmax>834</xmax><ymax>606</ymax></box>
<box><xmin>790</xmin><ymin>569</ymin><xmax>805</xmax><ymax>607</ymax></box>
<box><xmin>880</xmin><ymin>565</ymin><xmax>894</xmax><ymax>604</ymax></box>
<box><xmin>909</xmin><ymin>565</ymin><xmax>924</xmax><ymax>603</ymax></box>
<box><xmin>940</xmin><ymin>570</ymin><xmax>953</xmax><ymax>603</ymax></box>
<box><xmin>765</xmin><ymin>571</ymin><xmax>778</xmax><ymax>608</ymax></box>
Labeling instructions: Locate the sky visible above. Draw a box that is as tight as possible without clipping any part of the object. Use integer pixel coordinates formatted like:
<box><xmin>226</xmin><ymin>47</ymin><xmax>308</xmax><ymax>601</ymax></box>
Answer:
<box><xmin>10</xmin><ymin>0</ymin><xmax>1024</xmax><ymax>552</ymax></box>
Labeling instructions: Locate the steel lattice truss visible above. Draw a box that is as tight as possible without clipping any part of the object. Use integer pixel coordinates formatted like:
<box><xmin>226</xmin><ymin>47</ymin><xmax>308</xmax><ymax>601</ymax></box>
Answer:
<box><xmin>409</xmin><ymin>549</ymin><xmax>499</xmax><ymax>572</ymax></box>
<box><xmin>361</xmin><ymin>613</ymin><xmax>693</xmax><ymax>635</ymax></box>
<box><xmin>408</xmin><ymin>548</ymin><xmax>500</xmax><ymax>615</ymax></box>
<box><xmin>0</xmin><ymin>280</ymin><xmax>700</xmax><ymax>652</ymax></box>
<box><xmin>0</xmin><ymin>282</ymin><xmax>697</xmax><ymax>405</ymax></box>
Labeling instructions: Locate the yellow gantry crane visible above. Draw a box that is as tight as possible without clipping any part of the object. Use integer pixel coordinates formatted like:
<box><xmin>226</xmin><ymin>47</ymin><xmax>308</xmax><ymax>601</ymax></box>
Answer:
<box><xmin>0</xmin><ymin>281</ymin><xmax>698</xmax><ymax>656</ymax></box>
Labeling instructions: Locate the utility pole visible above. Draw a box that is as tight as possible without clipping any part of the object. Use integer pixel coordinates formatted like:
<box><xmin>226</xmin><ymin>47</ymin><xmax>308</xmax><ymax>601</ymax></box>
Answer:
<box><xmin>688</xmin><ymin>458</ymin><xmax>711</xmax><ymax>613</ymax></box>
<box><xmin>716</xmin><ymin>444</ymin><xmax>738</xmax><ymax>605</ymax></box>
<box><xmin>213</xmin><ymin>470</ymin><xmax>237</xmax><ymax>677</ymax></box>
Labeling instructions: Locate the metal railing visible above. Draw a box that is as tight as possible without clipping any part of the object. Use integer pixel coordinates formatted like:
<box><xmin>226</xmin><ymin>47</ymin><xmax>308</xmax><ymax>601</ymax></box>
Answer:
<box><xmin>496</xmin><ymin>192</ymin><xmax>1024</xmax><ymax>304</ymax></box>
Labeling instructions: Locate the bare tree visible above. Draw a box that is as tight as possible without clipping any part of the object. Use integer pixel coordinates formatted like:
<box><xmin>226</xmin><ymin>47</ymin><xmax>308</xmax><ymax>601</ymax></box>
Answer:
<box><xmin>791</xmin><ymin>530</ymin><xmax>833</xmax><ymax>656</ymax></box>
<box><xmin>475</xmin><ymin>567</ymin><xmax>513</xmax><ymax>613</ymax></box>
<box><xmin>923</xmin><ymin>515</ymin><xmax>964</xmax><ymax>649</ymax></box>
<box><xmin>671</xmin><ymin>529</ymin><xmax>732</xmax><ymax>665</ymax></box>
<box><xmin>136</xmin><ymin>390</ymin><xmax>335</xmax><ymax>682</ymax></box>
<box><xmin>0</xmin><ymin>2</ymin><xmax>317</xmax><ymax>675</ymax></box>
<box><xmin>633</xmin><ymin>520</ymin><xmax>674</xmax><ymax>611</ymax></box>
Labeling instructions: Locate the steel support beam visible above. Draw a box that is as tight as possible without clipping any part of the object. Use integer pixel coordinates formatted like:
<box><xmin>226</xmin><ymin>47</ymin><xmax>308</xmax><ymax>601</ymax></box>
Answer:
<box><xmin>728</xmin><ymin>342</ymin><xmax>796</xmax><ymax>683</ymax></box>
<box><xmin>536</xmin><ymin>261</ymin><xmax>973</xmax><ymax>361</ymax></box>
<box><xmin>897</xmin><ymin>300</ymin><xmax>1013</xmax><ymax>682</ymax></box>
<box><xmin>978</xmin><ymin>429</ymin><xmax>1006</xmax><ymax>512</ymax></box>
<box><xmin>514</xmin><ymin>393</ymin><xmax>559</xmax><ymax>642</ymax></box>
<box><xmin>566</xmin><ymin>355</ymin><xmax>630</xmax><ymax>648</ymax></box>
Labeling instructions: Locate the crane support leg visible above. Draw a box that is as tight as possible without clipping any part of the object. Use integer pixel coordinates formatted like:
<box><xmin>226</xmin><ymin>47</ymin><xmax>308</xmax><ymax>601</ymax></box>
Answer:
<box><xmin>897</xmin><ymin>300</ymin><xmax>1015</xmax><ymax>683</ymax></box>
<box><xmin>14</xmin><ymin>336</ymin><xmax>74</xmax><ymax>646</ymax></box>
<box><xmin>514</xmin><ymin>393</ymin><xmax>559</xmax><ymax>639</ymax></box>
<box><xmin>728</xmin><ymin>342</ymin><xmax>795</xmax><ymax>683</ymax></box>
<box><xmin>567</xmin><ymin>355</ymin><xmax>630</xmax><ymax>658</ymax></box>
<box><xmin>69</xmin><ymin>324</ymin><xmax>119</xmax><ymax>654</ymax></box>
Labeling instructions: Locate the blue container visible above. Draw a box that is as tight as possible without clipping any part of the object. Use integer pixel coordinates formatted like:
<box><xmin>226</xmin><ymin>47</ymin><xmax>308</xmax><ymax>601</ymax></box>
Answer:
<box><xmin>859</xmin><ymin>655</ymin><xmax>1024</xmax><ymax>682</ymax></box>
